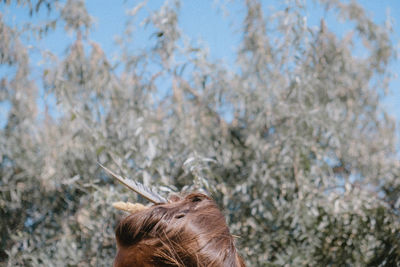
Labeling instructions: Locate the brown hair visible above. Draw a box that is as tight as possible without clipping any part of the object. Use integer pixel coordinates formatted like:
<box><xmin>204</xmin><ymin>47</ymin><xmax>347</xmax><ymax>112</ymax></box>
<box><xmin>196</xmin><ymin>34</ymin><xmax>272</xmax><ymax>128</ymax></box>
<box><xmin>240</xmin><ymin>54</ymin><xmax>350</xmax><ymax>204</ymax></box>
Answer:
<box><xmin>113</xmin><ymin>193</ymin><xmax>245</xmax><ymax>267</ymax></box>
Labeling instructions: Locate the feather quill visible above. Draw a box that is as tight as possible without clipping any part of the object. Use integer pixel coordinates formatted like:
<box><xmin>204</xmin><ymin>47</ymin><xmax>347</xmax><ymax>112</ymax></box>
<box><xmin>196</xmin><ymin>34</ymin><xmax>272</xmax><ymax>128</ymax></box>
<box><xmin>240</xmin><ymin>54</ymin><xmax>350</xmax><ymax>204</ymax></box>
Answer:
<box><xmin>99</xmin><ymin>163</ymin><xmax>167</xmax><ymax>204</ymax></box>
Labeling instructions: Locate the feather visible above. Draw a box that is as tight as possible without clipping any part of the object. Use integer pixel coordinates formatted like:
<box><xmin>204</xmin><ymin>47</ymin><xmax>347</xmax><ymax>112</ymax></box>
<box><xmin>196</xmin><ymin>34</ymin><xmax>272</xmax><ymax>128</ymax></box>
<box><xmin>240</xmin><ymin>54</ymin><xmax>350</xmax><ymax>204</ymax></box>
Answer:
<box><xmin>112</xmin><ymin>202</ymin><xmax>148</xmax><ymax>213</ymax></box>
<box><xmin>99</xmin><ymin>163</ymin><xmax>167</xmax><ymax>204</ymax></box>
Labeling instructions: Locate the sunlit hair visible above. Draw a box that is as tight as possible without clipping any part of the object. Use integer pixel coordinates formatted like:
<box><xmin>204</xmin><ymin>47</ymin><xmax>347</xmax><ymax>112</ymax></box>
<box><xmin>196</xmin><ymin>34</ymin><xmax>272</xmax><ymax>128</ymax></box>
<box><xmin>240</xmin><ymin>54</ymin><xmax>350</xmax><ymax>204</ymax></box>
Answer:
<box><xmin>113</xmin><ymin>193</ymin><xmax>245</xmax><ymax>267</ymax></box>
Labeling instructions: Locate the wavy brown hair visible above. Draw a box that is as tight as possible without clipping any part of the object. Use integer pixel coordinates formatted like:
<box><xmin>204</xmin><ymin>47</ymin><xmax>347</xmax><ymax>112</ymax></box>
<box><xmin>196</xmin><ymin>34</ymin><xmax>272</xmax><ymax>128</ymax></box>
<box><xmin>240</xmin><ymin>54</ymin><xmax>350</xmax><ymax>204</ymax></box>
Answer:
<box><xmin>113</xmin><ymin>193</ymin><xmax>245</xmax><ymax>267</ymax></box>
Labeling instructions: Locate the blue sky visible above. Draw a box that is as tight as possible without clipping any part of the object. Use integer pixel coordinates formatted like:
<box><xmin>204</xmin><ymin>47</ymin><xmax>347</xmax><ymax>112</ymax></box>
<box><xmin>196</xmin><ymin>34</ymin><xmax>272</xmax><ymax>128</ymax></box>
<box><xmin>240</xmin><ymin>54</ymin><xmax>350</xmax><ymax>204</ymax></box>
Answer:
<box><xmin>1</xmin><ymin>0</ymin><xmax>399</xmax><ymax>130</ymax></box>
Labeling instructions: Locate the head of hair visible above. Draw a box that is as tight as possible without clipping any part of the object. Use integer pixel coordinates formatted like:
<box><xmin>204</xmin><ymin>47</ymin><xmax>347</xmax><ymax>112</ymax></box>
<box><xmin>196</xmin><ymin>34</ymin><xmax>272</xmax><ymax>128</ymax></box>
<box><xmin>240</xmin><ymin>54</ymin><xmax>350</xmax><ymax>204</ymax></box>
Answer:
<box><xmin>113</xmin><ymin>193</ymin><xmax>245</xmax><ymax>267</ymax></box>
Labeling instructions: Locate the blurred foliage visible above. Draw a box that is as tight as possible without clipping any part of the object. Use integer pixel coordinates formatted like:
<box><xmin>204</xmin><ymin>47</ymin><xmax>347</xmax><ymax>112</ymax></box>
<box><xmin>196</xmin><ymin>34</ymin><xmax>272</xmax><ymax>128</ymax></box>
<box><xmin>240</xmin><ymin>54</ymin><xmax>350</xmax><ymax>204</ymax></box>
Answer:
<box><xmin>1</xmin><ymin>0</ymin><xmax>400</xmax><ymax>266</ymax></box>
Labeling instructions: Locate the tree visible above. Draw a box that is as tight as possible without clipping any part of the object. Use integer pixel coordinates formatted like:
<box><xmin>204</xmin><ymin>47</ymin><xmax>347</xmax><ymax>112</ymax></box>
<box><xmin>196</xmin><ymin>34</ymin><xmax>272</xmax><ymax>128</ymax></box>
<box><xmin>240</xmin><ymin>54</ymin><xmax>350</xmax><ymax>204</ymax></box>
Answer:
<box><xmin>0</xmin><ymin>0</ymin><xmax>399</xmax><ymax>266</ymax></box>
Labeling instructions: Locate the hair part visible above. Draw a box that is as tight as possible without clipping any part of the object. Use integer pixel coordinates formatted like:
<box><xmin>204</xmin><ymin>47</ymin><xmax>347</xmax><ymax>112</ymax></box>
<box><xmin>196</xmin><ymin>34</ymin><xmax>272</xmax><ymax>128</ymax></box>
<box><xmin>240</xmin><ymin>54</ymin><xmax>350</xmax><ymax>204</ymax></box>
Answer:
<box><xmin>114</xmin><ymin>193</ymin><xmax>245</xmax><ymax>267</ymax></box>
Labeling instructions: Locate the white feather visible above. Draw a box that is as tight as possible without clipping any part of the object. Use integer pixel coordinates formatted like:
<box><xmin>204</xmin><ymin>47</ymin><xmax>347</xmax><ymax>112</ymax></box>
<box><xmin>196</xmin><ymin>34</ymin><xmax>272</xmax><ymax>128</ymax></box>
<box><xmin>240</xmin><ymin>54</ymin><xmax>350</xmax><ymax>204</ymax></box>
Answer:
<box><xmin>99</xmin><ymin>163</ymin><xmax>167</xmax><ymax>204</ymax></box>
